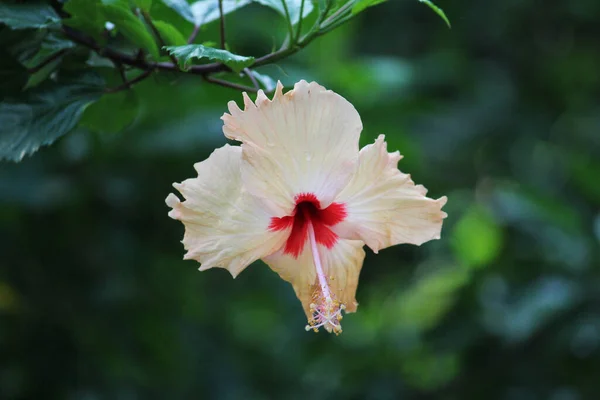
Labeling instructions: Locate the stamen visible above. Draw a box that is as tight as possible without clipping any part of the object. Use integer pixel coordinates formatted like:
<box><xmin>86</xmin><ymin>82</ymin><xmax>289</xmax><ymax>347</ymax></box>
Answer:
<box><xmin>305</xmin><ymin>221</ymin><xmax>345</xmax><ymax>335</ymax></box>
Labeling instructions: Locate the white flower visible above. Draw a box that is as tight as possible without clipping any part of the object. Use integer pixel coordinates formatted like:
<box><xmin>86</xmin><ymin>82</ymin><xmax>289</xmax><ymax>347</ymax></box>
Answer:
<box><xmin>166</xmin><ymin>81</ymin><xmax>447</xmax><ymax>334</ymax></box>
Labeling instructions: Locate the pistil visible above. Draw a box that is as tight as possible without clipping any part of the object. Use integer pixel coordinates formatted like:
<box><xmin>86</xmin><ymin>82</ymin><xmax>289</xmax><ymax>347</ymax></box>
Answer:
<box><xmin>305</xmin><ymin>221</ymin><xmax>345</xmax><ymax>334</ymax></box>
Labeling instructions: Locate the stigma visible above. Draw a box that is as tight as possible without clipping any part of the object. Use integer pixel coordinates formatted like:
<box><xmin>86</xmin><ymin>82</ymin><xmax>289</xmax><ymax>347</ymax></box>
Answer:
<box><xmin>304</xmin><ymin>219</ymin><xmax>346</xmax><ymax>335</ymax></box>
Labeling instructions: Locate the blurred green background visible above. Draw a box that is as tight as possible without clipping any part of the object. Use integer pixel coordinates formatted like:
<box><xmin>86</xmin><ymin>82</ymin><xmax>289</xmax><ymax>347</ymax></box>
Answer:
<box><xmin>2</xmin><ymin>0</ymin><xmax>600</xmax><ymax>399</ymax></box>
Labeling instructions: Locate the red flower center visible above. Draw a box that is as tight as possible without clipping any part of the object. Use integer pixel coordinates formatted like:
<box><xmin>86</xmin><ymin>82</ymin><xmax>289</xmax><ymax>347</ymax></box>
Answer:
<box><xmin>269</xmin><ymin>193</ymin><xmax>347</xmax><ymax>258</ymax></box>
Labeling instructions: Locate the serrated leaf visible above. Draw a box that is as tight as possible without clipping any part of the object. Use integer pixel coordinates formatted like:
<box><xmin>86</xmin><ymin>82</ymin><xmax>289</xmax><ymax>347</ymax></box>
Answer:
<box><xmin>351</xmin><ymin>0</ymin><xmax>387</xmax><ymax>15</ymax></box>
<box><xmin>190</xmin><ymin>0</ymin><xmax>252</xmax><ymax>25</ymax></box>
<box><xmin>80</xmin><ymin>91</ymin><xmax>140</xmax><ymax>133</ymax></box>
<box><xmin>0</xmin><ymin>3</ymin><xmax>60</xmax><ymax>30</ymax></box>
<box><xmin>0</xmin><ymin>72</ymin><xmax>105</xmax><ymax>162</ymax></box>
<box><xmin>164</xmin><ymin>44</ymin><xmax>254</xmax><ymax>73</ymax></box>
<box><xmin>1</xmin><ymin>29</ymin><xmax>75</xmax><ymax>88</ymax></box>
<box><xmin>102</xmin><ymin>4</ymin><xmax>161</xmax><ymax>59</ymax></box>
<box><xmin>253</xmin><ymin>0</ymin><xmax>314</xmax><ymax>25</ymax></box>
<box><xmin>153</xmin><ymin>20</ymin><xmax>187</xmax><ymax>46</ymax></box>
<box><xmin>160</xmin><ymin>0</ymin><xmax>195</xmax><ymax>23</ymax></box>
<box><xmin>419</xmin><ymin>0</ymin><xmax>451</xmax><ymax>28</ymax></box>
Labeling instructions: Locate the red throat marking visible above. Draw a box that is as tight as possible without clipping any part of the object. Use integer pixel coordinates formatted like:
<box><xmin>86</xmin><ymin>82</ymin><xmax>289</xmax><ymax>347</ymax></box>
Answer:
<box><xmin>269</xmin><ymin>193</ymin><xmax>347</xmax><ymax>258</ymax></box>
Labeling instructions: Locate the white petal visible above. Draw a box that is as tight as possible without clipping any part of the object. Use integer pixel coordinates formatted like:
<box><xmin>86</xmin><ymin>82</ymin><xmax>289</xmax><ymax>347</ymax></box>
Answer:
<box><xmin>222</xmin><ymin>80</ymin><xmax>362</xmax><ymax>215</ymax></box>
<box><xmin>333</xmin><ymin>135</ymin><xmax>448</xmax><ymax>253</ymax></box>
<box><xmin>263</xmin><ymin>239</ymin><xmax>366</xmax><ymax>317</ymax></box>
<box><xmin>166</xmin><ymin>145</ymin><xmax>289</xmax><ymax>277</ymax></box>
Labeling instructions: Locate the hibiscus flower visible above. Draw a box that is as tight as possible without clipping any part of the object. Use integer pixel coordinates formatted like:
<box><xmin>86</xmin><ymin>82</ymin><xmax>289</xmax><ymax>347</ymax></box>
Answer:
<box><xmin>166</xmin><ymin>81</ymin><xmax>447</xmax><ymax>334</ymax></box>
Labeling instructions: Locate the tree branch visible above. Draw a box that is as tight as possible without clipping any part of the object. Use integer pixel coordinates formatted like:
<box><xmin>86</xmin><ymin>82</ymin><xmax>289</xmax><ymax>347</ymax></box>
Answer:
<box><xmin>105</xmin><ymin>68</ymin><xmax>155</xmax><ymax>93</ymax></box>
<box><xmin>60</xmin><ymin>10</ymin><xmax>358</xmax><ymax>93</ymax></box>
<box><xmin>244</xmin><ymin>68</ymin><xmax>260</xmax><ymax>91</ymax></box>
<box><xmin>62</xmin><ymin>26</ymin><xmax>227</xmax><ymax>75</ymax></box>
<box><xmin>204</xmin><ymin>75</ymin><xmax>257</xmax><ymax>92</ymax></box>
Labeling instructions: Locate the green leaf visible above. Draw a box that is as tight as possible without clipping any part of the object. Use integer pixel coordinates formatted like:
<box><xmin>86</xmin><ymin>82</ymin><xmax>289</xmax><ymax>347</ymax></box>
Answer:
<box><xmin>153</xmin><ymin>20</ymin><xmax>187</xmax><ymax>46</ymax></box>
<box><xmin>80</xmin><ymin>91</ymin><xmax>140</xmax><ymax>133</ymax></box>
<box><xmin>26</xmin><ymin>33</ymin><xmax>78</xmax><ymax>88</ymax></box>
<box><xmin>102</xmin><ymin>4</ymin><xmax>161</xmax><ymax>59</ymax></box>
<box><xmin>419</xmin><ymin>0</ymin><xmax>451</xmax><ymax>28</ymax></box>
<box><xmin>164</xmin><ymin>44</ymin><xmax>254</xmax><ymax>73</ymax></box>
<box><xmin>452</xmin><ymin>206</ymin><xmax>503</xmax><ymax>268</ymax></box>
<box><xmin>253</xmin><ymin>0</ymin><xmax>314</xmax><ymax>25</ymax></box>
<box><xmin>160</xmin><ymin>0</ymin><xmax>195</xmax><ymax>23</ymax></box>
<box><xmin>352</xmin><ymin>0</ymin><xmax>387</xmax><ymax>15</ymax></box>
<box><xmin>22</xmin><ymin>32</ymin><xmax>75</xmax><ymax>68</ymax></box>
<box><xmin>0</xmin><ymin>29</ymin><xmax>75</xmax><ymax>89</ymax></box>
<box><xmin>190</xmin><ymin>0</ymin><xmax>252</xmax><ymax>25</ymax></box>
<box><xmin>0</xmin><ymin>3</ymin><xmax>60</xmax><ymax>29</ymax></box>
<box><xmin>251</xmin><ymin>70</ymin><xmax>277</xmax><ymax>91</ymax></box>
<box><xmin>64</xmin><ymin>0</ymin><xmax>106</xmax><ymax>39</ymax></box>
<box><xmin>101</xmin><ymin>0</ymin><xmax>131</xmax><ymax>7</ymax></box>
<box><xmin>1</xmin><ymin>28</ymin><xmax>45</xmax><ymax>65</ymax></box>
<box><xmin>134</xmin><ymin>0</ymin><xmax>153</xmax><ymax>10</ymax></box>
<box><xmin>0</xmin><ymin>72</ymin><xmax>105</xmax><ymax>162</ymax></box>
<box><xmin>86</xmin><ymin>52</ymin><xmax>119</xmax><ymax>68</ymax></box>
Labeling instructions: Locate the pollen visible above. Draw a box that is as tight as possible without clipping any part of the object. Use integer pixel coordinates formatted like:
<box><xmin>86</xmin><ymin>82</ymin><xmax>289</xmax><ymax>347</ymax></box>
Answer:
<box><xmin>305</xmin><ymin>281</ymin><xmax>346</xmax><ymax>335</ymax></box>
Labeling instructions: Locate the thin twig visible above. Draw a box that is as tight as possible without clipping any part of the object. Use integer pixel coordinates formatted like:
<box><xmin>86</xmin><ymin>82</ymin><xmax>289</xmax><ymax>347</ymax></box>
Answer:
<box><xmin>61</xmin><ymin>14</ymin><xmax>354</xmax><ymax>93</ymax></box>
<box><xmin>306</xmin><ymin>0</ymin><xmax>333</xmax><ymax>36</ymax></box>
<box><xmin>62</xmin><ymin>22</ymin><xmax>331</xmax><ymax>75</ymax></box>
<box><xmin>187</xmin><ymin>24</ymin><xmax>201</xmax><ymax>44</ymax></box>
<box><xmin>253</xmin><ymin>47</ymin><xmax>294</xmax><ymax>66</ymax></box>
<box><xmin>244</xmin><ymin>68</ymin><xmax>260</xmax><ymax>90</ymax></box>
<box><xmin>319</xmin><ymin>14</ymin><xmax>355</xmax><ymax>35</ymax></box>
<box><xmin>112</xmin><ymin>60</ymin><xmax>129</xmax><ymax>87</ymax></box>
<box><xmin>321</xmin><ymin>1</ymin><xmax>353</xmax><ymax>28</ymax></box>
<box><xmin>27</xmin><ymin>49</ymin><xmax>70</xmax><ymax>74</ymax></box>
<box><xmin>141</xmin><ymin>10</ymin><xmax>178</xmax><ymax>66</ymax></box>
<box><xmin>218</xmin><ymin>0</ymin><xmax>226</xmax><ymax>49</ymax></box>
<box><xmin>280</xmin><ymin>0</ymin><xmax>296</xmax><ymax>45</ymax></box>
<box><xmin>62</xmin><ymin>26</ymin><xmax>227</xmax><ymax>75</ymax></box>
<box><xmin>296</xmin><ymin>0</ymin><xmax>306</xmax><ymax>41</ymax></box>
<box><xmin>105</xmin><ymin>69</ymin><xmax>155</xmax><ymax>93</ymax></box>
<box><xmin>204</xmin><ymin>75</ymin><xmax>257</xmax><ymax>92</ymax></box>
<box><xmin>319</xmin><ymin>0</ymin><xmax>334</xmax><ymax>23</ymax></box>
